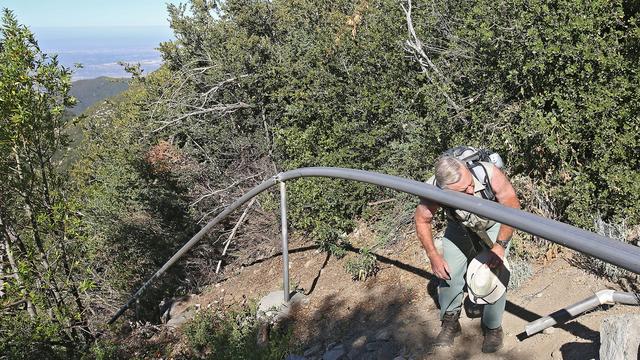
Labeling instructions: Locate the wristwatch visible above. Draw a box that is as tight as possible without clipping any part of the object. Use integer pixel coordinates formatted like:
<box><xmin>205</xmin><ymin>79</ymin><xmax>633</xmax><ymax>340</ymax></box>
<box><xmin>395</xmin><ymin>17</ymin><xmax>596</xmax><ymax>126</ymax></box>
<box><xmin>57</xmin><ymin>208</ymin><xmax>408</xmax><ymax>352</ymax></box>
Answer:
<box><xmin>496</xmin><ymin>239</ymin><xmax>510</xmax><ymax>249</ymax></box>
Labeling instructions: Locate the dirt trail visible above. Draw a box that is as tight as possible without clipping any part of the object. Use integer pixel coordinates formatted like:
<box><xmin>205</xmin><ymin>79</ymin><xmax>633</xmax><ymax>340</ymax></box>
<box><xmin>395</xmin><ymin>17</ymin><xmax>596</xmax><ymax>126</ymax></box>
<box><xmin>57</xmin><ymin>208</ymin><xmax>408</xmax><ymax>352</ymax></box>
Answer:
<box><xmin>182</xmin><ymin>234</ymin><xmax>637</xmax><ymax>359</ymax></box>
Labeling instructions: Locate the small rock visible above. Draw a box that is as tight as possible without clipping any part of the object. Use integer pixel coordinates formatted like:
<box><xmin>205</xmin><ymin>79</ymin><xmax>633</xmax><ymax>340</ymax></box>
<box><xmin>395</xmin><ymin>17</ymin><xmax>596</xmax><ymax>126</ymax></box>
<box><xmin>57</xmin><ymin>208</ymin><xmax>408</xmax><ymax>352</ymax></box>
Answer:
<box><xmin>347</xmin><ymin>347</ymin><xmax>363</xmax><ymax>360</ymax></box>
<box><xmin>365</xmin><ymin>341</ymin><xmax>379</xmax><ymax>352</ymax></box>
<box><xmin>285</xmin><ymin>355</ymin><xmax>307</xmax><ymax>360</ymax></box>
<box><xmin>551</xmin><ymin>349</ymin><xmax>562</xmax><ymax>359</ymax></box>
<box><xmin>165</xmin><ymin>310</ymin><xmax>194</xmax><ymax>327</ymax></box>
<box><xmin>322</xmin><ymin>344</ymin><xmax>346</xmax><ymax>360</ymax></box>
<box><xmin>542</xmin><ymin>327</ymin><xmax>555</xmax><ymax>334</ymax></box>
<box><xmin>351</xmin><ymin>335</ymin><xmax>367</xmax><ymax>349</ymax></box>
<box><xmin>304</xmin><ymin>344</ymin><xmax>322</xmax><ymax>357</ymax></box>
<box><xmin>257</xmin><ymin>290</ymin><xmax>306</xmax><ymax>323</ymax></box>
<box><xmin>600</xmin><ymin>314</ymin><xmax>640</xmax><ymax>360</ymax></box>
<box><xmin>375</xmin><ymin>327</ymin><xmax>392</xmax><ymax>341</ymax></box>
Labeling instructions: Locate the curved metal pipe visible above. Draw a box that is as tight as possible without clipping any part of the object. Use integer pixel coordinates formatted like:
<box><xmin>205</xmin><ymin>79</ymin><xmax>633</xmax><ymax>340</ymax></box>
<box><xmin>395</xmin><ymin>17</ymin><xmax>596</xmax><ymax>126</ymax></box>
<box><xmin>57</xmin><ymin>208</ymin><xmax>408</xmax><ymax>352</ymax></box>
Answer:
<box><xmin>525</xmin><ymin>290</ymin><xmax>640</xmax><ymax>336</ymax></box>
<box><xmin>612</xmin><ymin>291</ymin><xmax>640</xmax><ymax>305</ymax></box>
<box><xmin>277</xmin><ymin>168</ymin><xmax>640</xmax><ymax>273</ymax></box>
<box><xmin>108</xmin><ymin>167</ymin><xmax>640</xmax><ymax>324</ymax></box>
<box><xmin>108</xmin><ymin>177</ymin><xmax>278</xmax><ymax>324</ymax></box>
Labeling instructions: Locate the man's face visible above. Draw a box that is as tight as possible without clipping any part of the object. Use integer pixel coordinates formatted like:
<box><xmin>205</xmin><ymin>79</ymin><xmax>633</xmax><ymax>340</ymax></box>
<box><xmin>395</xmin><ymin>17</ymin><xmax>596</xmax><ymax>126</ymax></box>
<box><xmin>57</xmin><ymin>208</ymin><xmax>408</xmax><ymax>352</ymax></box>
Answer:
<box><xmin>445</xmin><ymin>166</ymin><xmax>474</xmax><ymax>195</ymax></box>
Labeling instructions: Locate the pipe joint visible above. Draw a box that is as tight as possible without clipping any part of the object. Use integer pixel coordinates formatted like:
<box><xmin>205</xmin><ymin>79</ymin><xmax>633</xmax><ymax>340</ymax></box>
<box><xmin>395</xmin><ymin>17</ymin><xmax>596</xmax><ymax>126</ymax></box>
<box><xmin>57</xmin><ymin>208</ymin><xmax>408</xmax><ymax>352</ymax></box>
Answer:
<box><xmin>596</xmin><ymin>289</ymin><xmax>616</xmax><ymax>305</ymax></box>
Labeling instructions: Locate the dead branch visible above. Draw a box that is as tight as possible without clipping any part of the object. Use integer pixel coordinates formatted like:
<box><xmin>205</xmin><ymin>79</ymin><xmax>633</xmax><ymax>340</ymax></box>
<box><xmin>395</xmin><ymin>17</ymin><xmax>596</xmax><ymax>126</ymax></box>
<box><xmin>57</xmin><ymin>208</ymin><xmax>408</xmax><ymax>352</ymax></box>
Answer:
<box><xmin>202</xmin><ymin>74</ymin><xmax>250</xmax><ymax>102</ymax></box>
<box><xmin>197</xmin><ymin>205</ymin><xmax>225</xmax><ymax>225</ymax></box>
<box><xmin>401</xmin><ymin>0</ymin><xmax>462</xmax><ymax>112</ymax></box>
<box><xmin>190</xmin><ymin>172</ymin><xmax>265</xmax><ymax>207</ymax></box>
<box><xmin>152</xmin><ymin>102</ymin><xmax>252</xmax><ymax>133</ymax></box>
<box><xmin>367</xmin><ymin>198</ymin><xmax>397</xmax><ymax>206</ymax></box>
<box><xmin>216</xmin><ymin>197</ymin><xmax>257</xmax><ymax>273</ymax></box>
<box><xmin>2</xmin><ymin>299</ymin><xmax>26</xmax><ymax>310</ymax></box>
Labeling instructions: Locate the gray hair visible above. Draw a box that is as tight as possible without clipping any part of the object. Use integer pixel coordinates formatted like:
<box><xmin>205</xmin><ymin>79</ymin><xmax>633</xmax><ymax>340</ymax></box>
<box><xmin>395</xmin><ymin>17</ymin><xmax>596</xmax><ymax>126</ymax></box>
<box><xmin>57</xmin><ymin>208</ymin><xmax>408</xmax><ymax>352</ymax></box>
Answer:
<box><xmin>435</xmin><ymin>155</ymin><xmax>465</xmax><ymax>189</ymax></box>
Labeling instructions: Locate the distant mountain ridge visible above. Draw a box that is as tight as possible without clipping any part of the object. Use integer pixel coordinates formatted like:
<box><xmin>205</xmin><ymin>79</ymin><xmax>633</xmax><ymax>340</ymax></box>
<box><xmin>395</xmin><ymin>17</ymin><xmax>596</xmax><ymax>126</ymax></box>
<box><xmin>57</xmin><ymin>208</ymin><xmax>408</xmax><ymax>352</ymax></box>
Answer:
<box><xmin>70</xmin><ymin>76</ymin><xmax>130</xmax><ymax>114</ymax></box>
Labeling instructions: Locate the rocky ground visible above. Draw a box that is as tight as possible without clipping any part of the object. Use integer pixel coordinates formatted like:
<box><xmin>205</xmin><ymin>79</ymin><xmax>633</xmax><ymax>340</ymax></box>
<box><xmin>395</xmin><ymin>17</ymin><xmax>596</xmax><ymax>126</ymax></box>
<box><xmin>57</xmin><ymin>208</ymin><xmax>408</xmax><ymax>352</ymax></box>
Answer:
<box><xmin>158</xmin><ymin>226</ymin><xmax>638</xmax><ymax>360</ymax></box>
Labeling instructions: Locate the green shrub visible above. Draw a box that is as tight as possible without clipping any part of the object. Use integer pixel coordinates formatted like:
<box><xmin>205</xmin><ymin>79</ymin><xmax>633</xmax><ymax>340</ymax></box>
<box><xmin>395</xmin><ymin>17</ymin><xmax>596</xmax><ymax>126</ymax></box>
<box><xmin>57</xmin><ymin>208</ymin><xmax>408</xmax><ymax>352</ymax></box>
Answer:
<box><xmin>575</xmin><ymin>216</ymin><xmax>637</xmax><ymax>281</ymax></box>
<box><xmin>0</xmin><ymin>314</ymin><xmax>70</xmax><ymax>360</ymax></box>
<box><xmin>508</xmin><ymin>258</ymin><xmax>533</xmax><ymax>290</ymax></box>
<box><xmin>361</xmin><ymin>193</ymin><xmax>417</xmax><ymax>249</ymax></box>
<box><xmin>87</xmin><ymin>339</ymin><xmax>122</xmax><ymax>360</ymax></box>
<box><xmin>183</xmin><ymin>305</ymin><xmax>296</xmax><ymax>360</ymax></box>
<box><xmin>344</xmin><ymin>247</ymin><xmax>379</xmax><ymax>281</ymax></box>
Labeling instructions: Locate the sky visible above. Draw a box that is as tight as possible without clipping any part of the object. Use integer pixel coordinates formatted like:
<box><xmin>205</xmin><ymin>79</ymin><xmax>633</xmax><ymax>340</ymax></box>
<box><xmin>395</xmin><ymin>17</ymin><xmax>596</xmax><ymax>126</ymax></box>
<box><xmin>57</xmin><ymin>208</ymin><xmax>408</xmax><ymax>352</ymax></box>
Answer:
<box><xmin>0</xmin><ymin>1</ymin><xmax>188</xmax><ymax>79</ymax></box>
<box><xmin>1</xmin><ymin>0</ymin><xmax>184</xmax><ymax>28</ymax></box>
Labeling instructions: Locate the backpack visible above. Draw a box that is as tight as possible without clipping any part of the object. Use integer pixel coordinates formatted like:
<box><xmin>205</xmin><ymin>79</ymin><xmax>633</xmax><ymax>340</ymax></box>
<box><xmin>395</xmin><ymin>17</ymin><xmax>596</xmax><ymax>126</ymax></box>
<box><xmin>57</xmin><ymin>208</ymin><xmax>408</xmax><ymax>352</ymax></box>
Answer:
<box><xmin>441</xmin><ymin>146</ymin><xmax>504</xmax><ymax>201</ymax></box>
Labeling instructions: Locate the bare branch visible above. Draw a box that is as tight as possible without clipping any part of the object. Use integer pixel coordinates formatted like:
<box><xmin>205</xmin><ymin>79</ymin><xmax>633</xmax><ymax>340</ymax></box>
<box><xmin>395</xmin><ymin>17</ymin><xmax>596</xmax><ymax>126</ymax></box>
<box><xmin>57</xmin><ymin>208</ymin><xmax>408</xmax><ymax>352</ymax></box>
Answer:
<box><xmin>216</xmin><ymin>197</ymin><xmax>257</xmax><ymax>273</ymax></box>
<box><xmin>197</xmin><ymin>205</ymin><xmax>225</xmax><ymax>225</ymax></box>
<box><xmin>152</xmin><ymin>102</ymin><xmax>251</xmax><ymax>133</ymax></box>
<box><xmin>402</xmin><ymin>0</ymin><xmax>462</xmax><ymax>112</ymax></box>
<box><xmin>367</xmin><ymin>198</ymin><xmax>397</xmax><ymax>206</ymax></box>
<box><xmin>190</xmin><ymin>172</ymin><xmax>264</xmax><ymax>207</ymax></box>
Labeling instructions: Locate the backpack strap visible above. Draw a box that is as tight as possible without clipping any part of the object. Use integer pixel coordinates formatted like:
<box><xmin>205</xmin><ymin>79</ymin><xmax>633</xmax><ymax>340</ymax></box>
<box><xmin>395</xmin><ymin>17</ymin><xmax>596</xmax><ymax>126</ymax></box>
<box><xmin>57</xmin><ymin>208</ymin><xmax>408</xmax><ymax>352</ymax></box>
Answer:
<box><xmin>466</xmin><ymin>162</ymin><xmax>495</xmax><ymax>201</ymax></box>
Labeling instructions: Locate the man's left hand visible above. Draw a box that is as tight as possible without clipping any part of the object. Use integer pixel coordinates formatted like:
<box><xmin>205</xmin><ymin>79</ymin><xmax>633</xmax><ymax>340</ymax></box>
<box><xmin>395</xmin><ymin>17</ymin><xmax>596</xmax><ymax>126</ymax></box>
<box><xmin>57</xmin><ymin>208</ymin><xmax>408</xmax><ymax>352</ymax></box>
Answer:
<box><xmin>488</xmin><ymin>244</ymin><xmax>505</xmax><ymax>268</ymax></box>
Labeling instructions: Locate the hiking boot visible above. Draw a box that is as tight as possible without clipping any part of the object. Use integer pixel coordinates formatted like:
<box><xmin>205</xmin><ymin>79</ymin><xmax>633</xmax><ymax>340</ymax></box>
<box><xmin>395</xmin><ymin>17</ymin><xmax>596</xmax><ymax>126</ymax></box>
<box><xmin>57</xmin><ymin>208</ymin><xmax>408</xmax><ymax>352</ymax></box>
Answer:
<box><xmin>482</xmin><ymin>326</ymin><xmax>504</xmax><ymax>353</ymax></box>
<box><xmin>434</xmin><ymin>311</ymin><xmax>461</xmax><ymax>347</ymax></box>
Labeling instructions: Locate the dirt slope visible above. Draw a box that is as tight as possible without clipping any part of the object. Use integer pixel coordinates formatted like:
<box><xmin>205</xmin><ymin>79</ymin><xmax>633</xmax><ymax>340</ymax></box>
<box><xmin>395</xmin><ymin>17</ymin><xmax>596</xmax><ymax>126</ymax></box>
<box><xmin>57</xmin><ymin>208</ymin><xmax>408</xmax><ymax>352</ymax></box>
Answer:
<box><xmin>173</xmin><ymin>232</ymin><xmax>636</xmax><ymax>360</ymax></box>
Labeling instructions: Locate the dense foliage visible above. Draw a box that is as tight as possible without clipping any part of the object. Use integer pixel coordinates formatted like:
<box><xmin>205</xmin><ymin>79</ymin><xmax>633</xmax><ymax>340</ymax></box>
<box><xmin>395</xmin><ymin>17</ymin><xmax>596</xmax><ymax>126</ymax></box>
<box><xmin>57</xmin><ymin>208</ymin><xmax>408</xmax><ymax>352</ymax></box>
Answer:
<box><xmin>1</xmin><ymin>0</ymin><xmax>639</xmax><ymax>356</ymax></box>
<box><xmin>0</xmin><ymin>9</ymin><xmax>89</xmax><ymax>358</ymax></box>
<box><xmin>154</xmin><ymin>0</ymin><xmax>639</xmax><ymax>233</ymax></box>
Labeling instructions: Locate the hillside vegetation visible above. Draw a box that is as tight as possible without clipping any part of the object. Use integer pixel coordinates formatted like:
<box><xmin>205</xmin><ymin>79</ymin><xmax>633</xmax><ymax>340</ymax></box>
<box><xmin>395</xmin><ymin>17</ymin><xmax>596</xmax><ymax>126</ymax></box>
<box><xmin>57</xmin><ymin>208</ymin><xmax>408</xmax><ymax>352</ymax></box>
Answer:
<box><xmin>69</xmin><ymin>77</ymin><xmax>130</xmax><ymax>115</ymax></box>
<box><xmin>1</xmin><ymin>0</ymin><xmax>639</xmax><ymax>358</ymax></box>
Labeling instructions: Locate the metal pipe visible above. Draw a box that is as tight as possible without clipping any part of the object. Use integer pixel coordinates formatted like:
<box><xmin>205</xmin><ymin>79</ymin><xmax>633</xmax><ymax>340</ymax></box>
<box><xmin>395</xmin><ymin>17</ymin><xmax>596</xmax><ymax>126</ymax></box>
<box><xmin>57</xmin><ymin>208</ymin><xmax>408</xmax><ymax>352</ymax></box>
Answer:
<box><xmin>109</xmin><ymin>167</ymin><xmax>640</xmax><ymax>324</ymax></box>
<box><xmin>525</xmin><ymin>290</ymin><xmax>640</xmax><ymax>336</ymax></box>
<box><xmin>612</xmin><ymin>291</ymin><xmax>640</xmax><ymax>305</ymax></box>
<box><xmin>280</xmin><ymin>182</ymin><xmax>290</xmax><ymax>302</ymax></box>
<box><xmin>107</xmin><ymin>177</ymin><xmax>278</xmax><ymax>324</ymax></box>
<box><xmin>276</xmin><ymin>168</ymin><xmax>640</xmax><ymax>274</ymax></box>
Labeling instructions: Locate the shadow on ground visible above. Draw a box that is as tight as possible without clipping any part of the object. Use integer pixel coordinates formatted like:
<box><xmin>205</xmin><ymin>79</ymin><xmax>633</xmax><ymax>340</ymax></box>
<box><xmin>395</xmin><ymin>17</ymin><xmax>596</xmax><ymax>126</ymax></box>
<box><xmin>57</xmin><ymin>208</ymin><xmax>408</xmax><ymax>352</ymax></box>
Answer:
<box><xmin>277</xmin><ymin>245</ymin><xmax>531</xmax><ymax>359</ymax></box>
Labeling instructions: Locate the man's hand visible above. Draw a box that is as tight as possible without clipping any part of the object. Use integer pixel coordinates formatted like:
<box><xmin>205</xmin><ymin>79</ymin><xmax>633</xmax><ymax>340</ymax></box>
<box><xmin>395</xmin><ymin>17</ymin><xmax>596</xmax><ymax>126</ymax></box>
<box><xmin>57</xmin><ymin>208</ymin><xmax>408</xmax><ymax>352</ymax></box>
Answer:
<box><xmin>429</xmin><ymin>253</ymin><xmax>451</xmax><ymax>280</ymax></box>
<box><xmin>487</xmin><ymin>244</ymin><xmax>505</xmax><ymax>268</ymax></box>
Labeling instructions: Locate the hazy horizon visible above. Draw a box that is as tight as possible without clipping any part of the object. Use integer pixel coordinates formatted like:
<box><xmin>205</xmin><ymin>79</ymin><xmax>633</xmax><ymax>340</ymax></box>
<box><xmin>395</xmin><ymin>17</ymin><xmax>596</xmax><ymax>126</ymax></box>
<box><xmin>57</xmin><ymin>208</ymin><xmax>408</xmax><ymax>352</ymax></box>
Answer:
<box><xmin>33</xmin><ymin>26</ymin><xmax>174</xmax><ymax>80</ymax></box>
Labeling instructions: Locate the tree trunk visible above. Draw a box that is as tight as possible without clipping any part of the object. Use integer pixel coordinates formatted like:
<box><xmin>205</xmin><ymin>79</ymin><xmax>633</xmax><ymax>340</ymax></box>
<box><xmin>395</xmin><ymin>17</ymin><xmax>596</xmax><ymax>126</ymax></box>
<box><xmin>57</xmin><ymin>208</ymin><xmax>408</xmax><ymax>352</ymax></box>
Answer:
<box><xmin>1</xmin><ymin>221</ymin><xmax>37</xmax><ymax>318</ymax></box>
<box><xmin>11</xmin><ymin>144</ymin><xmax>76</xmax><ymax>341</ymax></box>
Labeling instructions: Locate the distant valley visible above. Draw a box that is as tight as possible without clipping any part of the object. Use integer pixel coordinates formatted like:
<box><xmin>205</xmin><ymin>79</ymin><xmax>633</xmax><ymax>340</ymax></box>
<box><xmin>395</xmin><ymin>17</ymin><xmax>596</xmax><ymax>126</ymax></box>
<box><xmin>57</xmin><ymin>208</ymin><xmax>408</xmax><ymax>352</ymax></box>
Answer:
<box><xmin>69</xmin><ymin>76</ymin><xmax>130</xmax><ymax>114</ymax></box>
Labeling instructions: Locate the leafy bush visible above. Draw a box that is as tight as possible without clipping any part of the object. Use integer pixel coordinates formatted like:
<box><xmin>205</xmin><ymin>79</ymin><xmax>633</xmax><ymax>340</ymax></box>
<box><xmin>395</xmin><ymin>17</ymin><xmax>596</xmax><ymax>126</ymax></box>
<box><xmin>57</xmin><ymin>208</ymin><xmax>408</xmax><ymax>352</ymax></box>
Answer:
<box><xmin>575</xmin><ymin>216</ymin><xmax>638</xmax><ymax>281</ymax></box>
<box><xmin>157</xmin><ymin>0</ymin><xmax>640</xmax><ymax>258</ymax></box>
<box><xmin>507</xmin><ymin>258</ymin><xmax>533</xmax><ymax>290</ymax></box>
<box><xmin>0</xmin><ymin>314</ymin><xmax>71</xmax><ymax>360</ymax></box>
<box><xmin>344</xmin><ymin>247</ymin><xmax>379</xmax><ymax>281</ymax></box>
<box><xmin>361</xmin><ymin>193</ymin><xmax>417</xmax><ymax>249</ymax></box>
<box><xmin>87</xmin><ymin>339</ymin><xmax>121</xmax><ymax>360</ymax></box>
<box><xmin>183</xmin><ymin>305</ymin><xmax>296</xmax><ymax>360</ymax></box>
